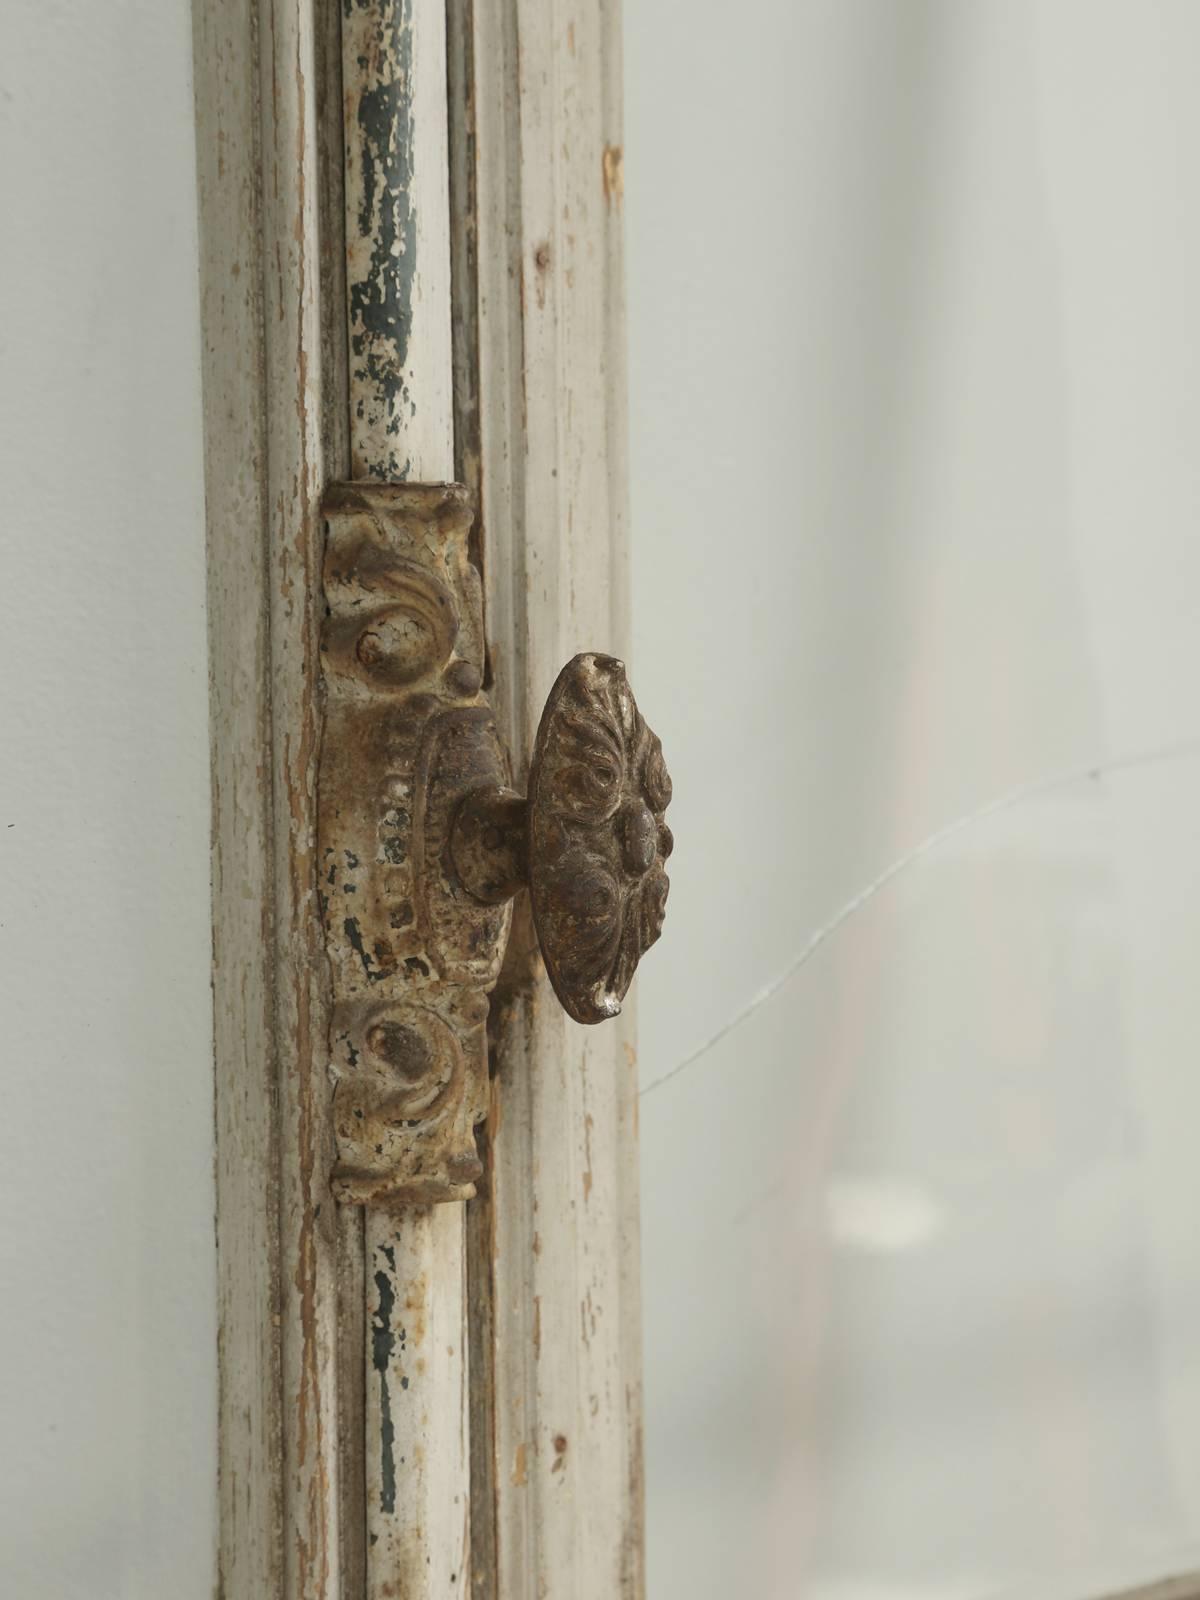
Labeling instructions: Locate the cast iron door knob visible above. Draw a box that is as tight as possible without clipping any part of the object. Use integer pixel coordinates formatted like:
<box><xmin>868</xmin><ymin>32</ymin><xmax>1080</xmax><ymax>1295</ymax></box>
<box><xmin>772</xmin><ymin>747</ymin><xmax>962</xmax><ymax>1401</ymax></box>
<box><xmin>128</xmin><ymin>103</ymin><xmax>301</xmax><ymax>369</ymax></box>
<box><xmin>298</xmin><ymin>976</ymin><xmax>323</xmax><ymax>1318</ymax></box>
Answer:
<box><xmin>450</xmin><ymin>653</ymin><xmax>673</xmax><ymax>1023</ymax></box>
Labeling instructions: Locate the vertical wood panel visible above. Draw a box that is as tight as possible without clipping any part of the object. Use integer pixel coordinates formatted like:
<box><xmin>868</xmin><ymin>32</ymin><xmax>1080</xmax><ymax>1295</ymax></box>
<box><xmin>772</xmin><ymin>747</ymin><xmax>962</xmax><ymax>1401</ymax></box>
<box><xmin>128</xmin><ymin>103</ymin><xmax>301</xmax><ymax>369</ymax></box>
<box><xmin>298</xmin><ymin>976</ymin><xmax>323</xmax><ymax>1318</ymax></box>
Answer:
<box><xmin>193</xmin><ymin>1</ymin><xmax>281</xmax><ymax>1593</ymax></box>
<box><xmin>449</xmin><ymin>3</ymin><xmax>645</xmax><ymax>1595</ymax></box>
<box><xmin>195</xmin><ymin>1</ymin><xmax>346</xmax><ymax>1595</ymax></box>
<box><xmin>258</xmin><ymin>2</ymin><xmax>344</xmax><ymax>1595</ymax></box>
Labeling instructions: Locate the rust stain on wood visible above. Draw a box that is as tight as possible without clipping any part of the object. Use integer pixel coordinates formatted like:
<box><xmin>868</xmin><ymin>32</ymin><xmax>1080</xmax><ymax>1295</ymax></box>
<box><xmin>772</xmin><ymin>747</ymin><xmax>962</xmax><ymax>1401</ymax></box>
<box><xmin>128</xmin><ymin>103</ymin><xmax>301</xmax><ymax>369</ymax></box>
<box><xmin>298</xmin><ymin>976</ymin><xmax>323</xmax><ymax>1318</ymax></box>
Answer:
<box><xmin>403</xmin><ymin>1271</ymin><xmax>430</xmax><ymax>1347</ymax></box>
<box><xmin>602</xmin><ymin>144</ymin><xmax>624</xmax><ymax>207</ymax></box>
<box><xmin>582</xmin><ymin>1111</ymin><xmax>595</xmax><ymax>1203</ymax></box>
<box><xmin>533</xmin><ymin>241</ymin><xmax>551</xmax><ymax>310</ymax></box>
<box><xmin>621</xmin><ymin>1395</ymin><xmax>646</xmax><ymax>1593</ymax></box>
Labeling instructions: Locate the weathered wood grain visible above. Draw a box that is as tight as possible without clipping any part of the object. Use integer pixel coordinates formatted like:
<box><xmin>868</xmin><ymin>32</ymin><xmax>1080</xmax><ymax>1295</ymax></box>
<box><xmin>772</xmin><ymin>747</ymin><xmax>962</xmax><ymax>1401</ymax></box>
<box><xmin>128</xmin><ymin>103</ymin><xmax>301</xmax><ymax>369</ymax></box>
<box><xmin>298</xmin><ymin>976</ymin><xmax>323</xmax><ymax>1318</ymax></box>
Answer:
<box><xmin>258</xmin><ymin>2</ymin><xmax>345</xmax><ymax>1595</ymax></box>
<box><xmin>193</xmin><ymin>2</ymin><xmax>281</xmax><ymax>1593</ymax></box>
<box><xmin>195</xmin><ymin>0</ymin><xmax>347</xmax><ymax>1594</ymax></box>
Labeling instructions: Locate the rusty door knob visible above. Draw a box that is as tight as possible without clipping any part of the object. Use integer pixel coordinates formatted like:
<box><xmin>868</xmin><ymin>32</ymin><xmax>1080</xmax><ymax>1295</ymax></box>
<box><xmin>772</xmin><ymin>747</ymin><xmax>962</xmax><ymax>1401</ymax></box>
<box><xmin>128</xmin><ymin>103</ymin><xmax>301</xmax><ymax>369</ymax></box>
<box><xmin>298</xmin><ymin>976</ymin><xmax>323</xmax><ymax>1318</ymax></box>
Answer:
<box><xmin>450</xmin><ymin>653</ymin><xmax>673</xmax><ymax>1023</ymax></box>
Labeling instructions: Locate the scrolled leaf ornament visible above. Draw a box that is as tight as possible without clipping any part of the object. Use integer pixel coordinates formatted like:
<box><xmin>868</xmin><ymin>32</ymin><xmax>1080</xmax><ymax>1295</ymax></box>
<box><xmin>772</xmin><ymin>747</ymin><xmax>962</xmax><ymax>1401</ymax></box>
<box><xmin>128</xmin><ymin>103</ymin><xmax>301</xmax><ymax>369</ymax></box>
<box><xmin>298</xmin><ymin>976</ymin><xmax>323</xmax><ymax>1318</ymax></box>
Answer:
<box><xmin>527</xmin><ymin>653</ymin><xmax>673</xmax><ymax>1023</ymax></box>
<box><xmin>321</xmin><ymin>483</ymin><xmax>676</xmax><ymax>1208</ymax></box>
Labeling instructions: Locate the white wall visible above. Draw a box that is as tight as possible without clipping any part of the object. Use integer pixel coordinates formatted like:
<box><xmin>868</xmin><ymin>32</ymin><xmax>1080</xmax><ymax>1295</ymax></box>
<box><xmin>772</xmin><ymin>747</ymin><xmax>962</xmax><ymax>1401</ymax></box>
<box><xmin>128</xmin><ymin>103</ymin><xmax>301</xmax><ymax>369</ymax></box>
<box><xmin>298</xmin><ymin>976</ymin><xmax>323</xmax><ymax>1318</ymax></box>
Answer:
<box><xmin>0</xmin><ymin>5</ymin><xmax>217</xmax><ymax>1597</ymax></box>
<box><xmin>628</xmin><ymin>3</ymin><xmax>1200</xmax><ymax>1597</ymax></box>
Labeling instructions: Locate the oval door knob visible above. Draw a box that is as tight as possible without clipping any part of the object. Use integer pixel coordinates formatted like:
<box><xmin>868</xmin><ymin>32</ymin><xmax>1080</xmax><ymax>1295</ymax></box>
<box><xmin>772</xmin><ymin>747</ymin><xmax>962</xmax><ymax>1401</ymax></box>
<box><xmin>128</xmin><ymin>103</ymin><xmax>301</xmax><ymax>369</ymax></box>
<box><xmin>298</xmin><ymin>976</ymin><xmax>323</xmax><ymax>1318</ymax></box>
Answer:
<box><xmin>450</xmin><ymin>653</ymin><xmax>673</xmax><ymax>1023</ymax></box>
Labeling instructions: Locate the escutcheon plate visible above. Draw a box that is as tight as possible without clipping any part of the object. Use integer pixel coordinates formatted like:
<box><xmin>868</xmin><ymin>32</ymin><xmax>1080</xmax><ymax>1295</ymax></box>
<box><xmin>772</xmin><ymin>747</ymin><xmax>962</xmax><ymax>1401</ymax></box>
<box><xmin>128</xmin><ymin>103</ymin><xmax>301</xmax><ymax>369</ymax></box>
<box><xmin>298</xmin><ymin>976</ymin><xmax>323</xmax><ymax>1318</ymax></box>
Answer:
<box><xmin>319</xmin><ymin>482</ymin><xmax>509</xmax><ymax>1207</ymax></box>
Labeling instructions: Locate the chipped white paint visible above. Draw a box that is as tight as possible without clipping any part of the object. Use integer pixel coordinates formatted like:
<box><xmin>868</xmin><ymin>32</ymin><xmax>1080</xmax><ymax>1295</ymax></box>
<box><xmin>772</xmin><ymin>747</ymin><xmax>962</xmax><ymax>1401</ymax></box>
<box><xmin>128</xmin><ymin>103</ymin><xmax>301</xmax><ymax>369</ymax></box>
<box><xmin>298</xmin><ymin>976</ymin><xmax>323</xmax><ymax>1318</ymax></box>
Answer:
<box><xmin>343</xmin><ymin>0</ymin><xmax>454</xmax><ymax>480</ymax></box>
<box><xmin>450</xmin><ymin>0</ymin><xmax>645</xmax><ymax>1593</ymax></box>
<box><xmin>365</xmin><ymin>1212</ymin><xmax>470</xmax><ymax>1598</ymax></box>
<box><xmin>257</xmin><ymin>3</ymin><xmax>345</xmax><ymax>1592</ymax></box>
<box><xmin>340</xmin><ymin>5</ymin><xmax>470</xmax><ymax>1597</ymax></box>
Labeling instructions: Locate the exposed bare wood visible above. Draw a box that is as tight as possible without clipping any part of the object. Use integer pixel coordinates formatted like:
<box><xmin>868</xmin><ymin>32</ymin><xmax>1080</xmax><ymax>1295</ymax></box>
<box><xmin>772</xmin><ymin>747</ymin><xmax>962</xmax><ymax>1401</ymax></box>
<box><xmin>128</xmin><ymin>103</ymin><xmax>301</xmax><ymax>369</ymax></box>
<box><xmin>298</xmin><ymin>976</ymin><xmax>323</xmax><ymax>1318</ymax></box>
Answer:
<box><xmin>193</xmin><ymin>1</ymin><xmax>281</xmax><ymax>1593</ymax></box>
<box><xmin>449</xmin><ymin>1</ymin><xmax>645</xmax><ymax>1595</ymax></box>
<box><xmin>314</xmin><ymin>8</ymin><xmax>369</xmax><ymax>1594</ymax></box>
<box><xmin>256</xmin><ymin>2</ymin><xmax>346</xmax><ymax>1594</ymax></box>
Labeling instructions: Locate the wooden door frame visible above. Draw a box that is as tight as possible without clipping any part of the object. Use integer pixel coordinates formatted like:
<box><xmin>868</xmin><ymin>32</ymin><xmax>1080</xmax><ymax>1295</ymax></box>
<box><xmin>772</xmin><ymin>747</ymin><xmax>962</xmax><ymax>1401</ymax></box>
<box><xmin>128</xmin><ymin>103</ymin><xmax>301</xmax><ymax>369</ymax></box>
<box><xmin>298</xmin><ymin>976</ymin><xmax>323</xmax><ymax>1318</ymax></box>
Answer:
<box><xmin>193</xmin><ymin>2</ymin><xmax>642</xmax><ymax>1595</ymax></box>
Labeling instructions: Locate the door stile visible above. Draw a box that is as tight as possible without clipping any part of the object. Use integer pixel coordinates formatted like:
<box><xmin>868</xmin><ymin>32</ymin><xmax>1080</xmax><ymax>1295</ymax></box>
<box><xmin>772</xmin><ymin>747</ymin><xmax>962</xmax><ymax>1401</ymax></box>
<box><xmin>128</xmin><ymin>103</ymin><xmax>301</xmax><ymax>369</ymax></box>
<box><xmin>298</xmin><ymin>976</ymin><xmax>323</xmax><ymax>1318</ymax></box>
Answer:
<box><xmin>448</xmin><ymin>2</ymin><xmax>646</xmax><ymax>1595</ymax></box>
<box><xmin>196</xmin><ymin>0</ymin><xmax>350</xmax><ymax>1595</ymax></box>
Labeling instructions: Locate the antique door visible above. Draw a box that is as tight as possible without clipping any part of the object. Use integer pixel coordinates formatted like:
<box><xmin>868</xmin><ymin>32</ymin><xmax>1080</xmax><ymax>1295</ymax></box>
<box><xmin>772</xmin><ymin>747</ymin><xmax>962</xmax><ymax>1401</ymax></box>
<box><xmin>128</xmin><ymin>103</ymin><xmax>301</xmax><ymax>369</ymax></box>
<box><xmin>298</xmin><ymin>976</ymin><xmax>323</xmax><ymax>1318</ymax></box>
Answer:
<box><xmin>194</xmin><ymin>2</ymin><xmax>644</xmax><ymax>1597</ymax></box>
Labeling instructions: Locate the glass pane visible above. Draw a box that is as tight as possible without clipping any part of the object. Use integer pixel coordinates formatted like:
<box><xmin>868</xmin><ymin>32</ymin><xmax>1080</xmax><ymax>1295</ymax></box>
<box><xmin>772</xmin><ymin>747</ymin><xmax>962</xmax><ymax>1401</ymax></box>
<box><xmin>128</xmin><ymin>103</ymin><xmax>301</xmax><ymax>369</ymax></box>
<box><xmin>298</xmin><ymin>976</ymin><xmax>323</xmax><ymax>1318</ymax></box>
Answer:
<box><xmin>628</xmin><ymin>4</ymin><xmax>1200</xmax><ymax>1596</ymax></box>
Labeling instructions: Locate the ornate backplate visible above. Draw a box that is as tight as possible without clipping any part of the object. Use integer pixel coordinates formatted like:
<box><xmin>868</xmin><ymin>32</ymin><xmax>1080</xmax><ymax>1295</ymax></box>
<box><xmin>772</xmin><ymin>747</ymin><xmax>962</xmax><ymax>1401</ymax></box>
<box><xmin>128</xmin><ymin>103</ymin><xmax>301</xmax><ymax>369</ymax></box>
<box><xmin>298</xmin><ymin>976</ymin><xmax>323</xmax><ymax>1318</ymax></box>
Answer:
<box><xmin>319</xmin><ymin>482</ymin><xmax>509</xmax><ymax>1206</ymax></box>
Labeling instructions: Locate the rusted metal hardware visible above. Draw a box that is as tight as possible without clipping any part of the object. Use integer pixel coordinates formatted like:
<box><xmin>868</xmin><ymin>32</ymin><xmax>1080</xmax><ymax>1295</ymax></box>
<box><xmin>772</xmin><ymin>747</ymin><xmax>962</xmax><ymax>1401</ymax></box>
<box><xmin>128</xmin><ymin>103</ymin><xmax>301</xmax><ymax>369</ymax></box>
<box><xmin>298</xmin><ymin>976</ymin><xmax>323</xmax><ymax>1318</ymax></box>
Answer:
<box><xmin>464</xmin><ymin>654</ymin><xmax>674</xmax><ymax>1023</ymax></box>
<box><xmin>319</xmin><ymin>484</ymin><xmax>671</xmax><ymax>1206</ymax></box>
<box><xmin>320</xmin><ymin>482</ymin><xmax>505</xmax><ymax>1208</ymax></box>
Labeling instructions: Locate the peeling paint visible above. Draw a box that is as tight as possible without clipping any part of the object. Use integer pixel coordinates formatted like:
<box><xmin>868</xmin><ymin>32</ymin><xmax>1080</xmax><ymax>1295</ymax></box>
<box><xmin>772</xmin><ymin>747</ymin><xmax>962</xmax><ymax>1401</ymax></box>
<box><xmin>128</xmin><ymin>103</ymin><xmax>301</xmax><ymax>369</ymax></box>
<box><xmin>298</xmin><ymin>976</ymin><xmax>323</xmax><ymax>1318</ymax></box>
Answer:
<box><xmin>345</xmin><ymin>0</ymin><xmax>418</xmax><ymax>478</ymax></box>
<box><xmin>372</xmin><ymin>1258</ymin><xmax>399</xmax><ymax>1515</ymax></box>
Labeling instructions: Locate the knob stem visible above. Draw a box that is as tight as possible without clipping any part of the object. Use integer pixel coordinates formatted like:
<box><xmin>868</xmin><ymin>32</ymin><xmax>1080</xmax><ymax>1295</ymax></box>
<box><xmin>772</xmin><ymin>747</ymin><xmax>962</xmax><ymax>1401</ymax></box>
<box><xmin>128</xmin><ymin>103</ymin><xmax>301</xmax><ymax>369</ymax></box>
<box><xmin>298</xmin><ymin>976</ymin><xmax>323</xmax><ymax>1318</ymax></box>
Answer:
<box><xmin>450</xmin><ymin>786</ymin><xmax>530</xmax><ymax>905</ymax></box>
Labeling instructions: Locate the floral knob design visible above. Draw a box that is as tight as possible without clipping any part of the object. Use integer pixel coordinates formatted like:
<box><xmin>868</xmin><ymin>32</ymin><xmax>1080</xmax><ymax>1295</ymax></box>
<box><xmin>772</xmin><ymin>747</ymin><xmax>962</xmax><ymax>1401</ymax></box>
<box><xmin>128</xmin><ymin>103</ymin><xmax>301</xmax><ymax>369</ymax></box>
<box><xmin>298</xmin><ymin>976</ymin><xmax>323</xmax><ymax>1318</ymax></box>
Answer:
<box><xmin>527</xmin><ymin>654</ymin><xmax>673</xmax><ymax>1023</ymax></box>
<box><xmin>448</xmin><ymin>653</ymin><xmax>672</xmax><ymax>1026</ymax></box>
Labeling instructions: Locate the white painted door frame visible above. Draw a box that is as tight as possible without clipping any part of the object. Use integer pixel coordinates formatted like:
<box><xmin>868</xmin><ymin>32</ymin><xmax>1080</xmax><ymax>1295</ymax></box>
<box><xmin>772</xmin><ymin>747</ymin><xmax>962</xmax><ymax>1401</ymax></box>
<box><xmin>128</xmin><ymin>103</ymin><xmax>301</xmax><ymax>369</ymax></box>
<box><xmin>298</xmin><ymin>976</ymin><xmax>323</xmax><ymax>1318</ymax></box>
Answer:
<box><xmin>193</xmin><ymin>2</ymin><xmax>642</xmax><ymax>1595</ymax></box>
